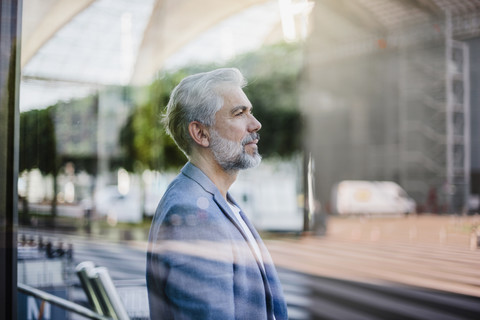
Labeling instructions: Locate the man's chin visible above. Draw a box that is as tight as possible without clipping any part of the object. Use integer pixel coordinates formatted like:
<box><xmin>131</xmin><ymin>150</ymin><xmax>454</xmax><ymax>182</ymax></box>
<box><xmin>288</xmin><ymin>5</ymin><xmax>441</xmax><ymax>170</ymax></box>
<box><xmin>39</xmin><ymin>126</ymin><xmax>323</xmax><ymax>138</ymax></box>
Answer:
<box><xmin>244</xmin><ymin>154</ymin><xmax>262</xmax><ymax>169</ymax></box>
<box><xmin>220</xmin><ymin>154</ymin><xmax>261</xmax><ymax>172</ymax></box>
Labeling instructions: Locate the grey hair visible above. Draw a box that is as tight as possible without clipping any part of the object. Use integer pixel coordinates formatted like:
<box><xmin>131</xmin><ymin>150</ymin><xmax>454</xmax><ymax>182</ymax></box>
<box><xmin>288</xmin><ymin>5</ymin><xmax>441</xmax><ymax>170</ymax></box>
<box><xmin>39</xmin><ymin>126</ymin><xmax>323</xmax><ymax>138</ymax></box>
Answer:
<box><xmin>163</xmin><ymin>68</ymin><xmax>247</xmax><ymax>156</ymax></box>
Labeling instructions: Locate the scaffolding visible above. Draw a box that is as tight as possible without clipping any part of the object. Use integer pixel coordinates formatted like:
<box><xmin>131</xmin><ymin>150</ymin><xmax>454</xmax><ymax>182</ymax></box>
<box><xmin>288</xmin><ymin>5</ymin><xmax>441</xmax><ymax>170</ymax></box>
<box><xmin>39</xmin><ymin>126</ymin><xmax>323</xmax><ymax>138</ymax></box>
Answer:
<box><xmin>303</xmin><ymin>2</ymin><xmax>479</xmax><ymax>213</ymax></box>
<box><xmin>445</xmin><ymin>11</ymin><xmax>471</xmax><ymax>213</ymax></box>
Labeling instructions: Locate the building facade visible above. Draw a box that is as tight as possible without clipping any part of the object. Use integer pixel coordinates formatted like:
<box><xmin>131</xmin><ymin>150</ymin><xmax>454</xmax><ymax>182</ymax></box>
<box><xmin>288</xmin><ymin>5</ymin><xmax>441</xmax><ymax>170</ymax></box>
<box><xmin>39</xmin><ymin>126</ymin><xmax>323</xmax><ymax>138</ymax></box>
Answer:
<box><xmin>302</xmin><ymin>1</ymin><xmax>480</xmax><ymax>214</ymax></box>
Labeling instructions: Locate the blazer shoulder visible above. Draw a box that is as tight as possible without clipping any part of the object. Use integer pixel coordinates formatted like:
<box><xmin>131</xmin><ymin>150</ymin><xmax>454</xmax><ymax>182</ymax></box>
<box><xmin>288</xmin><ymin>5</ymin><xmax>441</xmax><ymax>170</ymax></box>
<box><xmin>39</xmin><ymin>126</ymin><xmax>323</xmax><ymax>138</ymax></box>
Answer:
<box><xmin>153</xmin><ymin>172</ymin><xmax>219</xmax><ymax>224</ymax></box>
<box><xmin>163</xmin><ymin>171</ymin><xmax>210</xmax><ymax>204</ymax></box>
<box><xmin>149</xmin><ymin>172</ymin><xmax>231</xmax><ymax>244</ymax></box>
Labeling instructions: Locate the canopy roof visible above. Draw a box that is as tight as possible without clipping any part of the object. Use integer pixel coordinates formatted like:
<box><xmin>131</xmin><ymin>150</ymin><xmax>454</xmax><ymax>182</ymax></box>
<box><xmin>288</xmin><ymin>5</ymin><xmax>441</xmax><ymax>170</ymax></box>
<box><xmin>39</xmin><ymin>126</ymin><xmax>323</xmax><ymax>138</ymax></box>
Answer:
<box><xmin>20</xmin><ymin>0</ymin><xmax>480</xmax><ymax>110</ymax></box>
<box><xmin>21</xmin><ymin>0</ymin><xmax>280</xmax><ymax>86</ymax></box>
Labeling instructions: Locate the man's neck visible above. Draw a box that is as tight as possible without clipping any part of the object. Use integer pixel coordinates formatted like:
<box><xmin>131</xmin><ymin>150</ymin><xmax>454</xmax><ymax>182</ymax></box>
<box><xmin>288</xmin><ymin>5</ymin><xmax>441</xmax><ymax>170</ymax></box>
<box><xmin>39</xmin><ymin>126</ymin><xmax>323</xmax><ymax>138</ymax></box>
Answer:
<box><xmin>190</xmin><ymin>153</ymin><xmax>238</xmax><ymax>200</ymax></box>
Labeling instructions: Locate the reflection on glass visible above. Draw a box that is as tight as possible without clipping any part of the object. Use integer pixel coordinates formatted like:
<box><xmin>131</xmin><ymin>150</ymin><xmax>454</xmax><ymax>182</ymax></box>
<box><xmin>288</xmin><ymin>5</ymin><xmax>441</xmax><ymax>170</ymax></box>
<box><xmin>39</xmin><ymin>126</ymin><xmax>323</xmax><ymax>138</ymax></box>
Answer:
<box><xmin>15</xmin><ymin>1</ymin><xmax>480</xmax><ymax>319</ymax></box>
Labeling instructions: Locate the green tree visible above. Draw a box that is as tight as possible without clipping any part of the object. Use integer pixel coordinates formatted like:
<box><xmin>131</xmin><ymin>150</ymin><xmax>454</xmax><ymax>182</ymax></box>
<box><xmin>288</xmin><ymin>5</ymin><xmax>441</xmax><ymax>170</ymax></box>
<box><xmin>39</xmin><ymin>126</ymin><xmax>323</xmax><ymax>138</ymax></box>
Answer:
<box><xmin>243</xmin><ymin>74</ymin><xmax>303</xmax><ymax>158</ymax></box>
<box><xmin>19</xmin><ymin>107</ymin><xmax>59</xmax><ymax>221</ymax></box>
<box><xmin>232</xmin><ymin>43</ymin><xmax>304</xmax><ymax>157</ymax></box>
<box><xmin>20</xmin><ymin>107</ymin><xmax>57</xmax><ymax>175</ymax></box>
<box><xmin>120</xmin><ymin>71</ymin><xmax>187</xmax><ymax>172</ymax></box>
<box><xmin>120</xmin><ymin>43</ymin><xmax>304</xmax><ymax>170</ymax></box>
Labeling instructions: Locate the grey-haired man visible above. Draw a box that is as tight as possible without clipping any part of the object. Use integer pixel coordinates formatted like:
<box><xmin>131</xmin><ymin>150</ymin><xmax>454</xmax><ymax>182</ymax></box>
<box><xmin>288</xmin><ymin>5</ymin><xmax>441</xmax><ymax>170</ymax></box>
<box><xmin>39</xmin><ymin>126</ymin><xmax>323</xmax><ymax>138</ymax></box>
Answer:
<box><xmin>146</xmin><ymin>68</ymin><xmax>288</xmax><ymax>320</ymax></box>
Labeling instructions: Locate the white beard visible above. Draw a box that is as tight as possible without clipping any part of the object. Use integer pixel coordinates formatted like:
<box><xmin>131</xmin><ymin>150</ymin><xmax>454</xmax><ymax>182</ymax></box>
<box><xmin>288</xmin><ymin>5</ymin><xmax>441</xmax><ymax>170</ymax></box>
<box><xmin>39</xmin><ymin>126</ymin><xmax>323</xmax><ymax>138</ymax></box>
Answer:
<box><xmin>209</xmin><ymin>129</ymin><xmax>261</xmax><ymax>172</ymax></box>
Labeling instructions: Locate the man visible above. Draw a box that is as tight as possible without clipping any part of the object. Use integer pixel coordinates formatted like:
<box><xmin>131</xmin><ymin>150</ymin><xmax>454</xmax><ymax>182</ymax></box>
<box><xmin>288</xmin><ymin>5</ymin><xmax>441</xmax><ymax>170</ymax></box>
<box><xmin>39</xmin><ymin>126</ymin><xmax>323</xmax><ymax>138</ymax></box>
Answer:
<box><xmin>146</xmin><ymin>68</ymin><xmax>288</xmax><ymax>320</ymax></box>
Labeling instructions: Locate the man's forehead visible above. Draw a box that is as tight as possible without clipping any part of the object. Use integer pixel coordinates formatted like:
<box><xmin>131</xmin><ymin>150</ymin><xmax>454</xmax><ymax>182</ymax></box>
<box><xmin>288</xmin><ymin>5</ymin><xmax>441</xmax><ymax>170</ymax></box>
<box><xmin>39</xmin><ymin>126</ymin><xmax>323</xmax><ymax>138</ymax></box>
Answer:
<box><xmin>220</xmin><ymin>87</ymin><xmax>251</xmax><ymax>109</ymax></box>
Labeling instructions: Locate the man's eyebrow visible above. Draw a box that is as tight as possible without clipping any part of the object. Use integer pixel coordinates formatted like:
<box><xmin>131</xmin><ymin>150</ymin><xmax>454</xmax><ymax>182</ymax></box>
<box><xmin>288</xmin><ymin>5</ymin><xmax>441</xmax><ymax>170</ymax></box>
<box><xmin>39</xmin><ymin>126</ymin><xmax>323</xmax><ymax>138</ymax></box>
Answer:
<box><xmin>230</xmin><ymin>105</ymin><xmax>250</xmax><ymax>114</ymax></box>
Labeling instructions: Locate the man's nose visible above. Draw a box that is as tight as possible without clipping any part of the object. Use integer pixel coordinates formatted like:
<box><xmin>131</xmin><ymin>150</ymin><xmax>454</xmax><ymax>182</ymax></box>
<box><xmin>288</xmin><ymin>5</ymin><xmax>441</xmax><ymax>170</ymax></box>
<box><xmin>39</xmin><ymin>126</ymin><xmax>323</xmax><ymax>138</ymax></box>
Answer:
<box><xmin>248</xmin><ymin>114</ymin><xmax>262</xmax><ymax>132</ymax></box>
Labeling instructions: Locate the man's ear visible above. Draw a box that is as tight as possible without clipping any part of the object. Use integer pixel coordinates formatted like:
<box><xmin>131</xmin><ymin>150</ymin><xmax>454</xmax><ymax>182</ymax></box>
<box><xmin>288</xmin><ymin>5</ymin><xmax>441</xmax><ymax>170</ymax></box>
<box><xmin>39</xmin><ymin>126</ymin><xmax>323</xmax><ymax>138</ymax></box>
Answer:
<box><xmin>188</xmin><ymin>121</ymin><xmax>210</xmax><ymax>148</ymax></box>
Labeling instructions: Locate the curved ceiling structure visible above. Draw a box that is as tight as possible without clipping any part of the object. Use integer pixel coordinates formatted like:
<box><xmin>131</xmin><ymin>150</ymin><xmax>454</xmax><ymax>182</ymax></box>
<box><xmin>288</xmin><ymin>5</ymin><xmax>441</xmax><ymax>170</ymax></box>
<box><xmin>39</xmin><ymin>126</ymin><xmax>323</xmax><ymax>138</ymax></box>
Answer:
<box><xmin>21</xmin><ymin>0</ymin><xmax>96</xmax><ymax>67</ymax></box>
<box><xmin>21</xmin><ymin>0</ymin><xmax>276</xmax><ymax>85</ymax></box>
<box><xmin>22</xmin><ymin>0</ymin><xmax>480</xmax><ymax>83</ymax></box>
<box><xmin>19</xmin><ymin>0</ymin><xmax>480</xmax><ymax>110</ymax></box>
<box><xmin>131</xmin><ymin>0</ymin><xmax>273</xmax><ymax>84</ymax></box>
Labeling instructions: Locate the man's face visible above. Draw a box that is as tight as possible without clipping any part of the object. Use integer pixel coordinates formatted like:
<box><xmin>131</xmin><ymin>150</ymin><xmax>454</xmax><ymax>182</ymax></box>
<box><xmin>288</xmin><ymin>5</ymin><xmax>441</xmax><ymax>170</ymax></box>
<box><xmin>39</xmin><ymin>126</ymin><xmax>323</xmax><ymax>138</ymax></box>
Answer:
<box><xmin>209</xmin><ymin>86</ymin><xmax>262</xmax><ymax>172</ymax></box>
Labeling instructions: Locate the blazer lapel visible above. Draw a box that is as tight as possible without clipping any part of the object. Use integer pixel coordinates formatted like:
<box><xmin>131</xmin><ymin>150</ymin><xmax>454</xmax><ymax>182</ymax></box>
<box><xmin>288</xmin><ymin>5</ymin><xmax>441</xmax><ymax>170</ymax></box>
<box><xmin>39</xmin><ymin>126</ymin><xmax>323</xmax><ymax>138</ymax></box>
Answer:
<box><xmin>218</xmin><ymin>193</ymin><xmax>278</xmax><ymax>319</ymax></box>
<box><xmin>181</xmin><ymin>162</ymin><xmax>252</xmax><ymax>242</ymax></box>
<box><xmin>229</xmin><ymin>199</ymin><xmax>278</xmax><ymax>319</ymax></box>
<box><xmin>180</xmin><ymin>162</ymin><xmax>283</xmax><ymax>319</ymax></box>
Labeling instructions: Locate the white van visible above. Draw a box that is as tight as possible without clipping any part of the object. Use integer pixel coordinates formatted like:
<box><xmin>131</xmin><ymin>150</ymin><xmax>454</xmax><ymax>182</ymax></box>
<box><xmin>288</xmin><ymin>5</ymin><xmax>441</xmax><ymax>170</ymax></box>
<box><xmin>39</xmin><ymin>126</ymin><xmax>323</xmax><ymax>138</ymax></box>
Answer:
<box><xmin>331</xmin><ymin>180</ymin><xmax>416</xmax><ymax>216</ymax></box>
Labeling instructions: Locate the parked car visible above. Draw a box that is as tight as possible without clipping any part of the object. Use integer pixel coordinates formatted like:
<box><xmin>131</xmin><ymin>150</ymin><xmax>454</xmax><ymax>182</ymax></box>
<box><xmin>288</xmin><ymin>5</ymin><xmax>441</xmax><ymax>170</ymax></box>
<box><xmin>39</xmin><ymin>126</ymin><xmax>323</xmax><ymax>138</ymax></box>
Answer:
<box><xmin>331</xmin><ymin>180</ymin><xmax>416</xmax><ymax>216</ymax></box>
<box><xmin>94</xmin><ymin>186</ymin><xmax>142</xmax><ymax>223</ymax></box>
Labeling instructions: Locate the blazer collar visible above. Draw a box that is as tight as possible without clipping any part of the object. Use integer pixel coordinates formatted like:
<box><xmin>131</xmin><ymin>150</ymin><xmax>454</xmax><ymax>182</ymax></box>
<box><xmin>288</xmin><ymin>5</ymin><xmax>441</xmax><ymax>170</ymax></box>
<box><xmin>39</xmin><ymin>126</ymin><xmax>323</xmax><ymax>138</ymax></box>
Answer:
<box><xmin>181</xmin><ymin>162</ymin><xmax>277</xmax><ymax>316</ymax></box>
<box><xmin>181</xmin><ymin>162</ymin><xmax>219</xmax><ymax>195</ymax></box>
<box><xmin>181</xmin><ymin>162</ymin><xmax>238</xmax><ymax>218</ymax></box>
<box><xmin>181</xmin><ymin>162</ymin><xmax>250</xmax><ymax>239</ymax></box>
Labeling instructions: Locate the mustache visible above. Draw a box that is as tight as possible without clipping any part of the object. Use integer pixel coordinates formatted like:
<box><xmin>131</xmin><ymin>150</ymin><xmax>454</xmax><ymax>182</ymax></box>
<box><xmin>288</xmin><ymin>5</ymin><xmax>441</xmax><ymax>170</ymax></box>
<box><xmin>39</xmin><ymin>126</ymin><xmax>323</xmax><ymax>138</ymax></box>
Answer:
<box><xmin>242</xmin><ymin>132</ymin><xmax>260</xmax><ymax>146</ymax></box>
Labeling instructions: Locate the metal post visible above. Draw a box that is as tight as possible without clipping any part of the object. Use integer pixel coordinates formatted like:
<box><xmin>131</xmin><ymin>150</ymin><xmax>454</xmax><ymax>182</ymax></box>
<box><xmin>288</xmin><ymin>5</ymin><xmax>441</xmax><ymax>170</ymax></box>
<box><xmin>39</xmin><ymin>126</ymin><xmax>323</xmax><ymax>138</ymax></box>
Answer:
<box><xmin>463</xmin><ymin>42</ymin><xmax>471</xmax><ymax>213</ymax></box>
<box><xmin>90</xmin><ymin>267</ymin><xmax>130</xmax><ymax>320</ymax></box>
<box><xmin>0</xmin><ymin>0</ymin><xmax>21</xmax><ymax>319</ymax></box>
<box><xmin>76</xmin><ymin>262</ymin><xmax>130</xmax><ymax>320</ymax></box>
<box><xmin>445</xmin><ymin>10</ymin><xmax>454</xmax><ymax>212</ymax></box>
<box><xmin>76</xmin><ymin>261</ymin><xmax>107</xmax><ymax>315</ymax></box>
<box><xmin>18</xmin><ymin>283</ymin><xmax>112</xmax><ymax>320</ymax></box>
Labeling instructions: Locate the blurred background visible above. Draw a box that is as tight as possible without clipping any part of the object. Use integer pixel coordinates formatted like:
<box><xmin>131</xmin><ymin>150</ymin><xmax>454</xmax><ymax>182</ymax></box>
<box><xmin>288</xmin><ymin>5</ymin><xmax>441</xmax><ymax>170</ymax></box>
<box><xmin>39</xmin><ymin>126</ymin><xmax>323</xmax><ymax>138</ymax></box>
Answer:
<box><xmin>2</xmin><ymin>0</ymin><xmax>480</xmax><ymax>319</ymax></box>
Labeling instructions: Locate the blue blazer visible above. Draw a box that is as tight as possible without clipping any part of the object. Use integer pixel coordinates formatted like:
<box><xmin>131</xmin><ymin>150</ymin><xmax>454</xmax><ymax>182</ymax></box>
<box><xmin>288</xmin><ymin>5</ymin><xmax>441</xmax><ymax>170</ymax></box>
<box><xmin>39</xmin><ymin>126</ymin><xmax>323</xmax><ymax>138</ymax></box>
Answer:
<box><xmin>146</xmin><ymin>162</ymin><xmax>288</xmax><ymax>320</ymax></box>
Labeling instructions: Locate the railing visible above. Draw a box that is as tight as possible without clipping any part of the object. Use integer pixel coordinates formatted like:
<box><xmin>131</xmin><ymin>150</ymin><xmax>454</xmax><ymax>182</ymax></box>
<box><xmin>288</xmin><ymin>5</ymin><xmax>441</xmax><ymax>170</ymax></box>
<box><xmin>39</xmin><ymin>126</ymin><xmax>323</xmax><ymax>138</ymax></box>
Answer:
<box><xmin>18</xmin><ymin>260</ymin><xmax>133</xmax><ymax>320</ymax></box>
<box><xmin>17</xmin><ymin>283</ymin><xmax>112</xmax><ymax>320</ymax></box>
<box><xmin>75</xmin><ymin>261</ymin><xmax>131</xmax><ymax>320</ymax></box>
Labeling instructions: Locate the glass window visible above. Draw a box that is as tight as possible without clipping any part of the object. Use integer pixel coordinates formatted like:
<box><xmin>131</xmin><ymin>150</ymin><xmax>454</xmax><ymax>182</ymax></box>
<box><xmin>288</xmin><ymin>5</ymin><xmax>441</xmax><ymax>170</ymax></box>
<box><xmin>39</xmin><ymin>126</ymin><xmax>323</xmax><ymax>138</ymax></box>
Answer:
<box><xmin>16</xmin><ymin>1</ymin><xmax>480</xmax><ymax>319</ymax></box>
